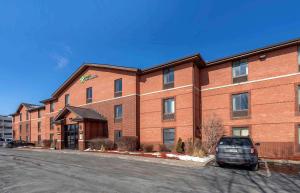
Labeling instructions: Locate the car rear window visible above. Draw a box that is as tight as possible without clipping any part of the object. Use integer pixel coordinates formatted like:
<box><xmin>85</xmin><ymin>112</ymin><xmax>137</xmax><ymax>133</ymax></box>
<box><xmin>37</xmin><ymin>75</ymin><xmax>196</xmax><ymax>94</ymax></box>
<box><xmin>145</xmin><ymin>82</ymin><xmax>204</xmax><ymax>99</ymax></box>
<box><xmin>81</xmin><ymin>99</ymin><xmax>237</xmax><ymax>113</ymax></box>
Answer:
<box><xmin>219</xmin><ymin>138</ymin><xmax>252</xmax><ymax>146</ymax></box>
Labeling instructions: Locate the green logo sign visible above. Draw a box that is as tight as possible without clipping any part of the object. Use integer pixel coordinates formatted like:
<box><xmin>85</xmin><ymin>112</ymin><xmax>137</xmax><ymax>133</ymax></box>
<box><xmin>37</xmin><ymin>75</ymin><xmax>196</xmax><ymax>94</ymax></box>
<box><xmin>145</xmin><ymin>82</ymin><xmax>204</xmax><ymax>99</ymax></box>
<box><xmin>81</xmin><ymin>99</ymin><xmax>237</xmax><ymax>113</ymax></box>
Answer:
<box><xmin>80</xmin><ymin>74</ymin><xmax>97</xmax><ymax>83</ymax></box>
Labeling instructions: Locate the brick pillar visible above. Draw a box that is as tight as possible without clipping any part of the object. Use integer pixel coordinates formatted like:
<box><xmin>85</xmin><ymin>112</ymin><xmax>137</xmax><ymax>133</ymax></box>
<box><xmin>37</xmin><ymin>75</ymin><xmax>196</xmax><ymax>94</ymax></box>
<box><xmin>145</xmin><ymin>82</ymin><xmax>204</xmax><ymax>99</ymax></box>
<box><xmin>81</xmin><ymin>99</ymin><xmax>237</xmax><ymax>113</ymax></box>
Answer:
<box><xmin>56</xmin><ymin>123</ymin><xmax>63</xmax><ymax>150</ymax></box>
<box><xmin>78</xmin><ymin>122</ymin><xmax>85</xmax><ymax>151</ymax></box>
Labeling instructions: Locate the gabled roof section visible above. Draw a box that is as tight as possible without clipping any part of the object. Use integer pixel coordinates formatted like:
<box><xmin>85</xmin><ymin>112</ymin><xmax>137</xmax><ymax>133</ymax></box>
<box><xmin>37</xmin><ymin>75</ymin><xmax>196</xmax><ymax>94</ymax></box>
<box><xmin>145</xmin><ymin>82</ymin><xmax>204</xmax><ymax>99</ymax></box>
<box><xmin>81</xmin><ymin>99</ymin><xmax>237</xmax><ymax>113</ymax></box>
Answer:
<box><xmin>141</xmin><ymin>53</ymin><xmax>205</xmax><ymax>74</ymax></box>
<box><xmin>54</xmin><ymin>106</ymin><xmax>107</xmax><ymax>122</ymax></box>
<box><xmin>51</xmin><ymin>64</ymin><xmax>139</xmax><ymax>98</ymax></box>
<box><xmin>207</xmin><ymin>38</ymin><xmax>300</xmax><ymax>66</ymax></box>
<box><xmin>12</xmin><ymin>103</ymin><xmax>44</xmax><ymax>115</ymax></box>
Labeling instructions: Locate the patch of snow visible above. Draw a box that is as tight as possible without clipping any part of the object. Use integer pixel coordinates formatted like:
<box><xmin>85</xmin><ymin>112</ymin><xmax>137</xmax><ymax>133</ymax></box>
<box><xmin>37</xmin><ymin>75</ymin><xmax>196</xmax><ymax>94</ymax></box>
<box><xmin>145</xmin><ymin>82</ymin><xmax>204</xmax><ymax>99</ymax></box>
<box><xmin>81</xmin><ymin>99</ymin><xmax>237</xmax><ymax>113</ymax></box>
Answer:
<box><xmin>166</xmin><ymin>154</ymin><xmax>215</xmax><ymax>163</ymax></box>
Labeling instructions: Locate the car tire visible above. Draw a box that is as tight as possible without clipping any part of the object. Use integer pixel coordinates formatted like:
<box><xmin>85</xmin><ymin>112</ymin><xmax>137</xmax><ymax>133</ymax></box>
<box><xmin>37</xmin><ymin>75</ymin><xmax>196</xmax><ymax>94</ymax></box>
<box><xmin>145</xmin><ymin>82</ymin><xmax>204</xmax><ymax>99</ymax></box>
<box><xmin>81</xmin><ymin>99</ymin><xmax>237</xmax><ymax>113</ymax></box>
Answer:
<box><xmin>216</xmin><ymin>162</ymin><xmax>225</xmax><ymax>167</ymax></box>
<box><xmin>250</xmin><ymin>163</ymin><xmax>259</xmax><ymax>171</ymax></box>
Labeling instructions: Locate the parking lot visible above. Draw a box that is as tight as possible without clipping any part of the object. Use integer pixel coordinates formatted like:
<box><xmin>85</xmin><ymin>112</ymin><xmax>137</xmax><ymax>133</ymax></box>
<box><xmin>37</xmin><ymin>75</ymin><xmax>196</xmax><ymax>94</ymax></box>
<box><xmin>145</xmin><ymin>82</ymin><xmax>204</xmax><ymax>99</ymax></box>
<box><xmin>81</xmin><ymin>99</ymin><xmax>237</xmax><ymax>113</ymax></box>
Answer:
<box><xmin>0</xmin><ymin>148</ymin><xmax>299</xmax><ymax>193</ymax></box>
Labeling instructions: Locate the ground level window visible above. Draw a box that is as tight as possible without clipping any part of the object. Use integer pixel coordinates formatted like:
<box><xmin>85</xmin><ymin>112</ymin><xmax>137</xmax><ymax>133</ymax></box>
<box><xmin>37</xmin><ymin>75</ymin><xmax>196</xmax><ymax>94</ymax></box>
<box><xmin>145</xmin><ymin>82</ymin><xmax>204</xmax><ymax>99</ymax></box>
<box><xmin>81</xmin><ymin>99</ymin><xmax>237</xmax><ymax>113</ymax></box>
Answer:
<box><xmin>38</xmin><ymin>135</ymin><xmax>41</xmax><ymax>145</ymax></box>
<box><xmin>26</xmin><ymin>136</ymin><xmax>29</xmax><ymax>142</ymax></box>
<box><xmin>114</xmin><ymin>130</ymin><xmax>122</xmax><ymax>141</ymax></box>
<box><xmin>232</xmin><ymin>127</ymin><xmax>249</xmax><ymax>136</ymax></box>
<box><xmin>163</xmin><ymin>128</ymin><xmax>175</xmax><ymax>145</ymax></box>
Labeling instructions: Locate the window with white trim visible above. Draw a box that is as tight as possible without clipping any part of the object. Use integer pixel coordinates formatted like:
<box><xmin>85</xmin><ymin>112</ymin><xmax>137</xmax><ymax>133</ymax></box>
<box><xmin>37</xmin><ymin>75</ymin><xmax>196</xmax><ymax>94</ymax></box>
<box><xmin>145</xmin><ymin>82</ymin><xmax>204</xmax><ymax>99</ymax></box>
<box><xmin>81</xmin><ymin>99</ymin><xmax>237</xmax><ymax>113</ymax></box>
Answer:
<box><xmin>232</xmin><ymin>59</ymin><xmax>248</xmax><ymax>83</ymax></box>
<box><xmin>232</xmin><ymin>127</ymin><xmax>249</xmax><ymax>136</ymax></box>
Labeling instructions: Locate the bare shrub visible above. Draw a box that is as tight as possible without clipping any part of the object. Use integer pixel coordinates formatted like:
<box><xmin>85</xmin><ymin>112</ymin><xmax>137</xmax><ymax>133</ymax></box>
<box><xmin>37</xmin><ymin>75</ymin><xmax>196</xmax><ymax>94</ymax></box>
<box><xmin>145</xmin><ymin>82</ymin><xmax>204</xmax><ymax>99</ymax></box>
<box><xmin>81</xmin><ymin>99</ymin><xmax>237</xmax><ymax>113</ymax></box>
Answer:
<box><xmin>142</xmin><ymin>144</ymin><xmax>154</xmax><ymax>152</ymax></box>
<box><xmin>192</xmin><ymin>138</ymin><xmax>207</xmax><ymax>157</ymax></box>
<box><xmin>184</xmin><ymin>138</ymin><xmax>194</xmax><ymax>155</ymax></box>
<box><xmin>87</xmin><ymin>138</ymin><xmax>114</xmax><ymax>150</ymax></box>
<box><xmin>116</xmin><ymin>136</ymin><xmax>138</xmax><ymax>151</ymax></box>
<box><xmin>202</xmin><ymin>114</ymin><xmax>224</xmax><ymax>154</ymax></box>
<box><xmin>158</xmin><ymin>144</ymin><xmax>173</xmax><ymax>152</ymax></box>
<box><xmin>42</xmin><ymin>139</ymin><xmax>51</xmax><ymax>148</ymax></box>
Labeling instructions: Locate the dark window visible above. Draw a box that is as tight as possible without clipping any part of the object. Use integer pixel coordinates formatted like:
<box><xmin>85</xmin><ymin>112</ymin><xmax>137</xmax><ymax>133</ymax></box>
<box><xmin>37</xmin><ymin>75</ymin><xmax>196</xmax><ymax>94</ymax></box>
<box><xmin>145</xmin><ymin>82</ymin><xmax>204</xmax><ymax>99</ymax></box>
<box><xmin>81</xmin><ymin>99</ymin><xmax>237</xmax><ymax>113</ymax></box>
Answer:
<box><xmin>163</xmin><ymin>98</ymin><xmax>175</xmax><ymax>120</ymax></box>
<box><xmin>26</xmin><ymin>136</ymin><xmax>29</xmax><ymax>142</ymax></box>
<box><xmin>50</xmin><ymin>102</ymin><xmax>54</xmax><ymax>112</ymax></box>
<box><xmin>20</xmin><ymin>113</ymin><xmax>22</xmax><ymax>121</ymax></box>
<box><xmin>114</xmin><ymin>105</ymin><xmax>123</xmax><ymax>122</ymax></box>
<box><xmin>298</xmin><ymin>46</ymin><xmax>300</xmax><ymax>71</ymax></box>
<box><xmin>232</xmin><ymin>59</ymin><xmax>248</xmax><ymax>83</ymax></box>
<box><xmin>232</xmin><ymin>127</ymin><xmax>249</xmax><ymax>136</ymax></box>
<box><xmin>232</xmin><ymin>93</ymin><xmax>249</xmax><ymax>118</ymax></box>
<box><xmin>163</xmin><ymin>128</ymin><xmax>175</xmax><ymax>145</ymax></box>
<box><xmin>163</xmin><ymin>68</ymin><xmax>174</xmax><ymax>89</ymax></box>
<box><xmin>26</xmin><ymin>111</ymin><xmax>29</xmax><ymax>120</ymax></box>
<box><xmin>26</xmin><ymin>124</ymin><xmax>29</xmax><ymax>133</ymax></box>
<box><xmin>114</xmin><ymin>130</ymin><xmax>122</xmax><ymax>141</ymax></box>
<box><xmin>38</xmin><ymin>135</ymin><xmax>41</xmax><ymax>144</ymax></box>
<box><xmin>38</xmin><ymin>109</ymin><xmax>41</xmax><ymax>118</ymax></box>
<box><xmin>86</xmin><ymin>87</ymin><xmax>93</xmax><ymax>103</ymax></box>
<box><xmin>65</xmin><ymin>94</ymin><xmax>70</xmax><ymax>106</ymax></box>
<box><xmin>218</xmin><ymin>138</ymin><xmax>252</xmax><ymax>147</ymax></box>
<box><xmin>50</xmin><ymin>133</ymin><xmax>54</xmax><ymax>143</ymax></box>
<box><xmin>114</xmin><ymin>79</ymin><xmax>122</xmax><ymax>97</ymax></box>
<box><xmin>38</xmin><ymin>122</ymin><xmax>41</xmax><ymax>132</ymax></box>
<box><xmin>50</xmin><ymin>117</ymin><xmax>54</xmax><ymax>130</ymax></box>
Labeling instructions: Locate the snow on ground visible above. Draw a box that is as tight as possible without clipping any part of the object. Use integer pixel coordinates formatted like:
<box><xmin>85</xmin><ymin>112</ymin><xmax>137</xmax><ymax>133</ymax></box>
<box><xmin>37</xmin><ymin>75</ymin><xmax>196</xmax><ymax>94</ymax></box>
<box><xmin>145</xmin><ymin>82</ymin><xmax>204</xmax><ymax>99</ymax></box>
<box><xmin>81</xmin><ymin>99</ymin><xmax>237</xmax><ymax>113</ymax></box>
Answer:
<box><xmin>166</xmin><ymin>154</ymin><xmax>215</xmax><ymax>163</ymax></box>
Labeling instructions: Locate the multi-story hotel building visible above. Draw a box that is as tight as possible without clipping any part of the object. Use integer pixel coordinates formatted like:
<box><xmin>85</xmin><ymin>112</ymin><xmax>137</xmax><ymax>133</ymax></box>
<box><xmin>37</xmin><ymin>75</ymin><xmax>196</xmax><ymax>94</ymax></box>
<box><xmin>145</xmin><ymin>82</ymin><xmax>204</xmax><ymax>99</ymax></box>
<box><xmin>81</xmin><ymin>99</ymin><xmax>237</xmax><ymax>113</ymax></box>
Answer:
<box><xmin>11</xmin><ymin>38</ymin><xmax>300</xmax><ymax>159</ymax></box>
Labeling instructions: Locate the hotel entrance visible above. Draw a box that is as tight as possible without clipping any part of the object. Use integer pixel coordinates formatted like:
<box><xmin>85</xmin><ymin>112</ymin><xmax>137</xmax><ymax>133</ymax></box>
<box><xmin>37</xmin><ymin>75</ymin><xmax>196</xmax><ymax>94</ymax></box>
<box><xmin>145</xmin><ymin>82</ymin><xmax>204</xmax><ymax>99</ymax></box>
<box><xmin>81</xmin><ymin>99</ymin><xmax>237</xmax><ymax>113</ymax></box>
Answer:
<box><xmin>64</xmin><ymin>124</ymin><xmax>79</xmax><ymax>150</ymax></box>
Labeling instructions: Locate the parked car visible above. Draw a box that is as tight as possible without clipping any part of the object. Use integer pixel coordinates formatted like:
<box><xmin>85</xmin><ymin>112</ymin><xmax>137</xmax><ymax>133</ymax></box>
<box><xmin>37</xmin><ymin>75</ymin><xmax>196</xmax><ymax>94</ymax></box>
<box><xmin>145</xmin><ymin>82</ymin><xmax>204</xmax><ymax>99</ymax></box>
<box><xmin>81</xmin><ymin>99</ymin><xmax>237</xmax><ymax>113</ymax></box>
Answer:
<box><xmin>0</xmin><ymin>138</ymin><xmax>4</xmax><ymax>146</ymax></box>
<box><xmin>216</xmin><ymin>136</ymin><xmax>259</xmax><ymax>171</ymax></box>
<box><xmin>3</xmin><ymin>140</ymin><xmax>35</xmax><ymax>148</ymax></box>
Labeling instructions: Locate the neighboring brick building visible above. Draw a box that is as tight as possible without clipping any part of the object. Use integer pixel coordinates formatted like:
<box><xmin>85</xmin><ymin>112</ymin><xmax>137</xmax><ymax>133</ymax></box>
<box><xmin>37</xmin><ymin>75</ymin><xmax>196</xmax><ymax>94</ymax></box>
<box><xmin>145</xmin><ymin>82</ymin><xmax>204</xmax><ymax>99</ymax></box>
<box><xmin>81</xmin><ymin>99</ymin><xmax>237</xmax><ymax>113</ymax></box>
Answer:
<box><xmin>11</xmin><ymin>38</ymin><xmax>300</xmax><ymax>159</ymax></box>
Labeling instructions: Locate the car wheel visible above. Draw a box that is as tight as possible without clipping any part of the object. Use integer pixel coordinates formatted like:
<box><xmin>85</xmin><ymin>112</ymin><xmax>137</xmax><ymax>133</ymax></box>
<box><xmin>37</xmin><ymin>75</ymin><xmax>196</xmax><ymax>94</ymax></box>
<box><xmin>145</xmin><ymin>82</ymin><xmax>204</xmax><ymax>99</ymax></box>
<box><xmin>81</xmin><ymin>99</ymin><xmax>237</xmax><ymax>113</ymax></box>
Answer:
<box><xmin>250</xmin><ymin>163</ymin><xmax>259</xmax><ymax>171</ymax></box>
<box><xmin>217</xmin><ymin>162</ymin><xmax>225</xmax><ymax>167</ymax></box>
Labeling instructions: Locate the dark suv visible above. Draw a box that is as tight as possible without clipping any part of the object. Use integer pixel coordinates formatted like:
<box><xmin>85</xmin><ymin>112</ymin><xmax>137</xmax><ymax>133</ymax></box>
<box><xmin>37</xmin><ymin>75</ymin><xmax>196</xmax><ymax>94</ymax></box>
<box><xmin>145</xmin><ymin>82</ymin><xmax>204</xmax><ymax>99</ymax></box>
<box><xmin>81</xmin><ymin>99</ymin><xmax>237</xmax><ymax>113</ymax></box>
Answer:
<box><xmin>216</xmin><ymin>136</ymin><xmax>259</xmax><ymax>170</ymax></box>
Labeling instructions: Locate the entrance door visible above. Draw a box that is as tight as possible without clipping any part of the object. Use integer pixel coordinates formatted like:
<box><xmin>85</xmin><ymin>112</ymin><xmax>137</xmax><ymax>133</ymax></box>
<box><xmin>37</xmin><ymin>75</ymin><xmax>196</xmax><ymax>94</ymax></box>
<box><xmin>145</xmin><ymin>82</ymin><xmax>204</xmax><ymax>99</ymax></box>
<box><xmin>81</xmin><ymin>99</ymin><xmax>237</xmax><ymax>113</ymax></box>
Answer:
<box><xmin>64</xmin><ymin>124</ymin><xmax>79</xmax><ymax>149</ymax></box>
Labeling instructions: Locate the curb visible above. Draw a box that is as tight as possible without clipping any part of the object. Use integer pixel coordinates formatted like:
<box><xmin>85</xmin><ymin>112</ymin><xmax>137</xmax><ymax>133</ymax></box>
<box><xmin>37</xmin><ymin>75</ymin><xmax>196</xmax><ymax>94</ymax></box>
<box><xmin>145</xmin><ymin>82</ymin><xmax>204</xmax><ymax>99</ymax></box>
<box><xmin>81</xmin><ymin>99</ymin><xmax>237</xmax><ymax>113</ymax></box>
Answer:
<box><xmin>14</xmin><ymin>148</ymin><xmax>211</xmax><ymax>168</ymax></box>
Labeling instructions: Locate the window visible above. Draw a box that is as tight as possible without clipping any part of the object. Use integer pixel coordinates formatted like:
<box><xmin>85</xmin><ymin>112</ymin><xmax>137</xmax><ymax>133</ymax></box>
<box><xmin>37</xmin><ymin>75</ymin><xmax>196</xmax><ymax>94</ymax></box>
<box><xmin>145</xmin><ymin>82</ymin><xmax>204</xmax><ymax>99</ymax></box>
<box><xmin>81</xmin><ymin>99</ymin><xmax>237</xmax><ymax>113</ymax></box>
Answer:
<box><xmin>38</xmin><ymin>109</ymin><xmax>41</xmax><ymax>118</ymax></box>
<box><xmin>26</xmin><ymin>136</ymin><xmax>29</xmax><ymax>142</ymax></box>
<box><xmin>19</xmin><ymin>125</ymin><xmax>22</xmax><ymax>134</ymax></box>
<box><xmin>114</xmin><ymin>105</ymin><xmax>123</xmax><ymax>122</ymax></box>
<box><xmin>163</xmin><ymin>128</ymin><xmax>175</xmax><ymax>145</ymax></box>
<box><xmin>50</xmin><ymin>117</ymin><xmax>54</xmax><ymax>130</ymax></box>
<box><xmin>50</xmin><ymin>102</ymin><xmax>54</xmax><ymax>112</ymax></box>
<box><xmin>298</xmin><ymin>46</ymin><xmax>300</xmax><ymax>71</ymax></box>
<box><xmin>38</xmin><ymin>122</ymin><xmax>41</xmax><ymax>132</ymax></box>
<box><xmin>50</xmin><ymin>133</ymin><xmax>54</xmax><ymax>143</ymax></box>
<box><xmin>114</xmin><ymin>130</ymin><xmax>122</xmax><ymax>141</ymax></box>
<box><xmin>232</xmin><ymin>93</ymin><xmax>249</xmax><ymax>118</ymax></box>
<box><xmin>38</xmin><ymin>135</ymin><xmax>41</xmax><ymax>144</ymax></box>
<box><xmin>65</xmin><ymin>94</ymin><xmax>70</xmax><ymax>106</ymax></box>
<box><xmin>232</xmin><ymin>127</ymin><xmax>249</xmax><ymax>136</ymax></box>
<box><xmin>26</xmin><ymin>124</ymin><xmax>29</xmax><ymax>133</ymax></box>
<box><xmin>114</xmin><ymin>79</ymin><xmax>122</xmax><ymax>97</ymax></box>
<box><xmin>163</xmin><ymin>67</ymin><xmax>174</xmax><ymax>89</ymax></box>
<box><xmin>26</xmin><ymin>111</ymin><xmax>29</xmax><ymax>120</ymax></box>
<box><xmin>86</xmin><ymin>87</ymin><xmax>93</xmax><ymax>103</ymax></box>
<box><xmin>232</xmin><ymin>59</ymin><xmax>248</xmax><ymax>83</ymax></box>
<box><xmin>163</xmin><ymin>98</ymin><xmax>175</xmax><ymax>120</ymax></box>
<box><xmin>20</xmin><ymin>113</ymin><xmax>22</xmax><ymax>121</ymax></box>
<box><xmin>19</xmin><ymin>136</ymin><xmax>21</xmax><ymax>141</ymax></box>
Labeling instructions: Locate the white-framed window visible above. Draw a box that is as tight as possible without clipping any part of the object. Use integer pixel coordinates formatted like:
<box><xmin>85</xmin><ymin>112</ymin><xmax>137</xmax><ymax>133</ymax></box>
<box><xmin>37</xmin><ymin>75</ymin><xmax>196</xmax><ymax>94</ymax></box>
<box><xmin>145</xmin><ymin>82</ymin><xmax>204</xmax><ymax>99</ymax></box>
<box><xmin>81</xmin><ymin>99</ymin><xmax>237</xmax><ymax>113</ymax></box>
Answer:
<box><xmin>232</xmin><ymin>92</ymin><xmax>249</xmax><ymax>117</ymax></box>
<box><xmin>86</xmin><ymin>87</ymin><xmax>93</xmax><ymax>103</ymax></box>
<box><xmin>163</xmin><ymin>98</ymin><xmax>175</xmax><ymax>120</ymax></box>
<box><xmin>114</xmin><ymin>79</ymin><xmax>122</xmax><ymax>97</ymax></box>
<box><xmin>163</xmin><ymin>128</ymin><xmax>175</xmax><ymax>145</ymax></box>
<box><xmin>163</xmin><ymin>67</ymin><xmax>174</xmax><ymax>89</ymax></box>
<box><xmin>114</xmin><ymin>105</ymin><xmax>123</xmax><ymax>120</ymax></box>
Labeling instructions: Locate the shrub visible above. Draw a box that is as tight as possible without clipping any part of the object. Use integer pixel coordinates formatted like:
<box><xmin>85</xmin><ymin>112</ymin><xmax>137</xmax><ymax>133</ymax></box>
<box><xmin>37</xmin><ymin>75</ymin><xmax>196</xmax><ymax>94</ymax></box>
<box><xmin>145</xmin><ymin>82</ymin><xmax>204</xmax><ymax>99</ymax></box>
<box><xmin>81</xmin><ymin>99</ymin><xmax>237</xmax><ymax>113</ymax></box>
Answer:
<box><xmin>142</xmin><ymin>144</ymin><xmax>154</xmax><ymax>152</ymax></box>
<box><xmin>42</xmin><ymin>139</ymin><xmax>51</xmax><ymax>148</ymax></box>
<box><xmin>87</xmin><ymin>138</ymin><xmax>114</xmax><ymax>150</ymax></box>
<box><xmin>116</xmin><ymin>136</ymin><xmax>138</xmax><ymax>151</ymax></box>
<box><xmin>185</xmin><ymin>138</ymin><xmax>194</xmax><ymax>155</ymax></box>
<box><xmin>158</xmin><ymin>144</ymin><xmax>173</xmax><ymax>152</ymax></box>
<box><xmin>175</xmin><ymin>138</ymin><xmax>184</xmax><ymax>153</ymax></box>
<box><xmin>192</xmin><ymin>138</ymin><xmax>207</xmax><ymax>158</ymax></box>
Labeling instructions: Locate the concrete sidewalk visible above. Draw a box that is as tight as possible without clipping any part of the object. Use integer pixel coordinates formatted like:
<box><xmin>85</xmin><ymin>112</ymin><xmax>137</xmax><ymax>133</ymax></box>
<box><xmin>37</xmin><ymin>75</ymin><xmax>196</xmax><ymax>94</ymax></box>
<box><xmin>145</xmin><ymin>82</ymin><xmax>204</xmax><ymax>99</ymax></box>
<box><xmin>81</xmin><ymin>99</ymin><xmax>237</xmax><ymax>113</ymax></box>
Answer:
<box><xmin>15</xmin><ymin>147</ymin><xmax>212</xmax><ymax>168</ymax></box>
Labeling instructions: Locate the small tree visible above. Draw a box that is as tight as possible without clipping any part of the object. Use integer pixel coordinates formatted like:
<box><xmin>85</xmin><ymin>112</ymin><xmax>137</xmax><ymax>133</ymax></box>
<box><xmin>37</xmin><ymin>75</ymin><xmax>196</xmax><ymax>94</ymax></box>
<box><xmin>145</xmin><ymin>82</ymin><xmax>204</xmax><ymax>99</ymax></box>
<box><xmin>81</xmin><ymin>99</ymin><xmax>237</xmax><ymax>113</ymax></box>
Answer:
<box><xmin>175</xmin><ymin>138</ymin><xmax>184</xmax><ymax>153</ymax></box>
<box><xmin>202</xmin><ymin>114</ymin><xmax>224</xmax><ymax>154</ymax></box>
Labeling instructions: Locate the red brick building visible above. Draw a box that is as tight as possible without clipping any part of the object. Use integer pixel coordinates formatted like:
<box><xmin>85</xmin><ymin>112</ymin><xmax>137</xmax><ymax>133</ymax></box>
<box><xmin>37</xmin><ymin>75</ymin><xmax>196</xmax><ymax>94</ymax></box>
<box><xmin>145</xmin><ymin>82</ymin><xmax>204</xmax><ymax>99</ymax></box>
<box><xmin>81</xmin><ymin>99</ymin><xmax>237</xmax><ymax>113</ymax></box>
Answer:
<box><xmin>11</xmin><ymin>38</ymin><xmax>300</xmax><ymax>159</ymax></box>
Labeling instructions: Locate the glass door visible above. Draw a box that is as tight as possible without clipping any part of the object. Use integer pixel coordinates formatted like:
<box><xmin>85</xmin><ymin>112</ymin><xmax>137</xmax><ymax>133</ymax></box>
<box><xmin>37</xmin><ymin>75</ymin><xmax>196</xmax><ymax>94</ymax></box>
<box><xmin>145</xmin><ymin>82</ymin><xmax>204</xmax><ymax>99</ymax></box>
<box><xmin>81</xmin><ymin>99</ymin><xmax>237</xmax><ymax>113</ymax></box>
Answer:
<box><xmin>64</xmin><ymin>124</ymin><xmax>79</xmax><ymax>149</ymax></box>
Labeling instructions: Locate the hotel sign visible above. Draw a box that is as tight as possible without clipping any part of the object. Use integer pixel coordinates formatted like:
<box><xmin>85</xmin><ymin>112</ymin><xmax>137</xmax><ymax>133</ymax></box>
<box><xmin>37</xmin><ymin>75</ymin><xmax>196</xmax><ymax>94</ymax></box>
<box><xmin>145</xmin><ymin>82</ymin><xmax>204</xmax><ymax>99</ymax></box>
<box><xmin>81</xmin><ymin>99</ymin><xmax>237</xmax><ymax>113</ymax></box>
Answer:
<box><xmin>80</xmin><ymin>74</ymin><xmax>97</xmax><ymax>83</ymax></box>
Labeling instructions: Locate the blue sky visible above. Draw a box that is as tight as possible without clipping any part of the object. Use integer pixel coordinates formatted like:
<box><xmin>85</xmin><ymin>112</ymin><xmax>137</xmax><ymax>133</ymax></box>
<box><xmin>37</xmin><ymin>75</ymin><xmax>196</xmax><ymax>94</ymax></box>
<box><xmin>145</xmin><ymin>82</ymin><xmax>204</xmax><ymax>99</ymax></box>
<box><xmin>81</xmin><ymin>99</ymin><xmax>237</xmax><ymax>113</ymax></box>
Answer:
<box><xmin>1</xmin><ymin>0</ymin><xmax>300</xmax><ymax>115</ymax></box>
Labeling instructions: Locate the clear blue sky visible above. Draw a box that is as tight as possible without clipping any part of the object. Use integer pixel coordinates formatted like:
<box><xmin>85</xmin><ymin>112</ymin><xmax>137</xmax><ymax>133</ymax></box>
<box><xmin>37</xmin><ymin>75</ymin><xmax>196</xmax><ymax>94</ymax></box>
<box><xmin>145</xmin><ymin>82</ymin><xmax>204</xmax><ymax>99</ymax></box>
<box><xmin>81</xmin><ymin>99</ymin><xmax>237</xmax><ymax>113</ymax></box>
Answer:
<box><xmin>1</xmin><ymin>0</ymin><xmax>300</xmax><ymax>115</ymax></box>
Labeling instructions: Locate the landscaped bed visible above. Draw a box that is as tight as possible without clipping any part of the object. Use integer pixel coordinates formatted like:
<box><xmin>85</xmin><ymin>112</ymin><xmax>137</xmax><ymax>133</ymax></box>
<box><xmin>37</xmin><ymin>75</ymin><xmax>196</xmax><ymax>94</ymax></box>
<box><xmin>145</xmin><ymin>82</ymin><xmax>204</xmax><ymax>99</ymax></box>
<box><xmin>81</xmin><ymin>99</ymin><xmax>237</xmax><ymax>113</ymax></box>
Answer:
<box><xmin>83</xmin><ymin>148</ymin><xmax>215</xmax><ymax>163</ymax></box>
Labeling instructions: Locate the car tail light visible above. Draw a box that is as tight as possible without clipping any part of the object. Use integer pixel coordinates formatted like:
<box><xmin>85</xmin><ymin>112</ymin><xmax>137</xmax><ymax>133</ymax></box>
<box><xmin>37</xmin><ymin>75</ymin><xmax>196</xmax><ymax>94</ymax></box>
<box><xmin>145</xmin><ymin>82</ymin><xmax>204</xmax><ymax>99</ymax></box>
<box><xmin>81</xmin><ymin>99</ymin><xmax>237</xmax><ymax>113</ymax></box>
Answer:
<box><xmin>250</xmin><ymin>147</ymin><xmax>256</xmax><ymax>154</ymax></box>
